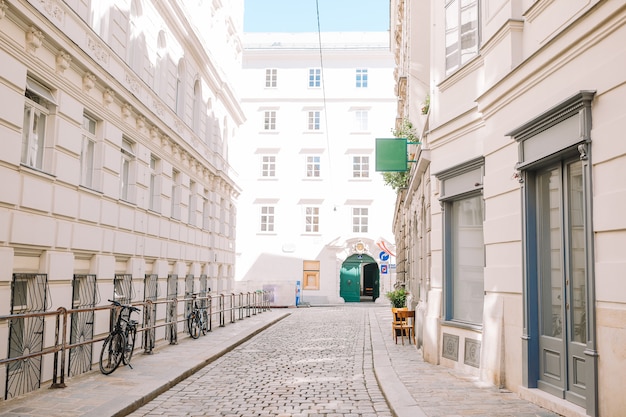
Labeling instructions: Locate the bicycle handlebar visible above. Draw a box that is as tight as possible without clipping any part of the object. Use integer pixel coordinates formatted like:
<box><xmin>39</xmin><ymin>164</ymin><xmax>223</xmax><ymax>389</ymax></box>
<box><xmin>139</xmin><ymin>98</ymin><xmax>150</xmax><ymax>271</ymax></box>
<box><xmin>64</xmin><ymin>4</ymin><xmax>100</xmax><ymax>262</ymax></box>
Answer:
<box><xmin>108</xmin><ymin>299</ymin><xmax>140</xmax><ymax>313</ymax></box>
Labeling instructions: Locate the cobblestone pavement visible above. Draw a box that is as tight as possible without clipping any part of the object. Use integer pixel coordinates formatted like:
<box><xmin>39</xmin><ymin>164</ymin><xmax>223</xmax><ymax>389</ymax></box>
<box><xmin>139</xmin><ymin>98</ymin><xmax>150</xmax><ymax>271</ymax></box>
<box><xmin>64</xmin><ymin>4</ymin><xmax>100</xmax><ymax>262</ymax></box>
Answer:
<box><xmin>128</xmin><ymin>306</ymin><xmax>392</xmax><ymax>417</ymax></box>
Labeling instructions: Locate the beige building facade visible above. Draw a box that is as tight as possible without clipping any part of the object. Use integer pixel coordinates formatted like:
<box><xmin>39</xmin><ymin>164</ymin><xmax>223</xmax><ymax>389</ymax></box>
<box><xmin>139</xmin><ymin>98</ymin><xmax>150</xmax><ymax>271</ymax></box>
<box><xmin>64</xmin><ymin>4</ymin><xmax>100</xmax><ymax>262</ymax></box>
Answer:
<box><xmin>391</xmin><ymin>1</ymin><xmax>626</xmax><ymax>416</ymax></box>
<box><xmin>0</xmin><ymin>0</ymin><xmax>243</xmax><ymax>400</ymax></box>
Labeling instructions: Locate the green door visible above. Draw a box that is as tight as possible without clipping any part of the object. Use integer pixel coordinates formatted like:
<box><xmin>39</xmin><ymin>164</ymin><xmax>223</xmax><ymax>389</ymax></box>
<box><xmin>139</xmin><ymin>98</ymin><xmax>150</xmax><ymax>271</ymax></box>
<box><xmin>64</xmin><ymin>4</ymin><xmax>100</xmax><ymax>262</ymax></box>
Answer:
<box><xmin>340</xmin><ymin>254</ymin><xmax>378</xmax><ymax>302</ymax></box>
<box><xmin>340</xmin><ymin>262</ymin><xmax>361</xmax><ymax>302</ymax></box>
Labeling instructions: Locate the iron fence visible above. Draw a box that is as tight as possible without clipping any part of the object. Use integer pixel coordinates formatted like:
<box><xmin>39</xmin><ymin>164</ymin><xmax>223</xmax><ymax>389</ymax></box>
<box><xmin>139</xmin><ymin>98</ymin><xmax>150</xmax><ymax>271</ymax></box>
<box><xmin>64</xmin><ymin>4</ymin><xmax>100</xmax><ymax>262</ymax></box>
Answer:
<box><xmin>0</xmin><ymin>291</ymin><xmax>271</xmax><ymax>399</ymax></box>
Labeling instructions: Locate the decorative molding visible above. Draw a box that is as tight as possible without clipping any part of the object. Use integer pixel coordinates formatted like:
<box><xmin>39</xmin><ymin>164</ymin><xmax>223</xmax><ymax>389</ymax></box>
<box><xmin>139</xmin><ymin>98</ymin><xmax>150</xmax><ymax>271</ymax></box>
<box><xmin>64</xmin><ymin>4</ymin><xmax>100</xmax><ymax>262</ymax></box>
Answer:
<box><xmin>26</xmin><ymin>26</ymin><xmax>44</xmax><ymax>53</ymax></box>
<box><xmin>125</xmin><ymin>72</ymin><xmax>140</xmax><ymax>95</ymax></box>
<box><xmin>136</xmin><ymin>115</ymin><xmax>146</xmax><ymax>133</ymax></box>
<box><xmin>0</xmin><ymin>1</ymin><xmax>8</xmax><ymax>20</ymax></box>
<box><xmin>442</xmin><ymin>333</ymin><xmax>459</xmax><ymax>361</ymax></box>
<box><xmin>55</xmin><ymin>50</ymin><xmax>71</xmax><ymax>73</ymax></box>
<box><xmin>152</xmin><ymin>98</ymin><xmax>165</xmax><ymax>117</ymax></box>
<box><xmin>103</xmin><ymin>88</ymin><xmax>114</xmax><ymax>106</ymax></box>
<box><xmin>524</xmin><ymin>0</ymin><xmax>556</xmax><ymax>23</ymax></box>
<box><xmin>82</xmin><ymin>72</ymin><xmax>95</xmax><ymax>91</ymax></box>
<box><xmin>150</xmin><ymin>126</ymin><xmax>160</xmax><ymax>142</ymax></box>
<box><xmin>464</xmin><ymin>338</ymin><xmax>481</xmax><ymax>368</ymax></box>
<box><xmin>121</xmin><ymin>103</ymin><xmax>132</xmax><ymax>120</ymax></box>
<box><xmin>39</xmin><ymin>0</ymin><xmax>65</xmax><ymax>24</ymax></box>
<box><xmin>87</xmin><ymin>37</ymin><xmax>109</xmax><ymax>64</ymax></box>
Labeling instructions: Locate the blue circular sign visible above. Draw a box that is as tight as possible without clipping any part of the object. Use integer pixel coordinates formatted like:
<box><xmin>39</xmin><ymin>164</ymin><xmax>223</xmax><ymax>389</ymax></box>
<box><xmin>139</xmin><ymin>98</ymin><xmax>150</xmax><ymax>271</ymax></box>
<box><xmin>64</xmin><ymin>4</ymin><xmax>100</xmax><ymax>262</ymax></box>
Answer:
<box><xmin>379</xmin><ymin>251</ymin><xmax>390</xmax><ymax>261</ymax></box>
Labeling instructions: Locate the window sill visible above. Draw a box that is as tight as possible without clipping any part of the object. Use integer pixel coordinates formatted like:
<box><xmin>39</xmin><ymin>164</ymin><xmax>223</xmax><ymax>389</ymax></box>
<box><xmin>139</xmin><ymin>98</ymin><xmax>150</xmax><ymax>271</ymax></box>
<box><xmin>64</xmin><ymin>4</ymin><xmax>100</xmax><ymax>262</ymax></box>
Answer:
<box><xmin>19</xmin><ymin>164</ymin><xmax>56</xmax><ymax>179</ymax></box>
<box><xmin>440</xmin><ymin>319</ymin><xmax>483</xmax><ymax>332</ymax></box>
<box><xmin>78</xmin><ymin>185</ymin><xmax>103</xmax><ymax>195</ymax></box>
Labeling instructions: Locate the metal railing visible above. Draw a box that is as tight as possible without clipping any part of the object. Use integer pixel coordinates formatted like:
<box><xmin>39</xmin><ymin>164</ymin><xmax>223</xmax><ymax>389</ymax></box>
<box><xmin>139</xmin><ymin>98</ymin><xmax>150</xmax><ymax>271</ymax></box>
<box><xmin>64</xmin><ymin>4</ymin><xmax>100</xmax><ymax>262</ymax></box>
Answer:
<box><xmin>0</xmin><ymin>290</ymin><xmax>271</xmax><ymax>398</ymax></box>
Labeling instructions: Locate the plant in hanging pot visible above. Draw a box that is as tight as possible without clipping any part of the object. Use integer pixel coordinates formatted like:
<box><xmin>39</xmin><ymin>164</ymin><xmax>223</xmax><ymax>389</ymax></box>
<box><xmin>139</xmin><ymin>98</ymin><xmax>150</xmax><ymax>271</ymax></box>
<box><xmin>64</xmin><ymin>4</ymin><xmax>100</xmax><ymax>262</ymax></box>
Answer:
<box><xmin>386</xmin><ymin>287</ymin><xmax>407</xmax><ymax>309</ymax></box>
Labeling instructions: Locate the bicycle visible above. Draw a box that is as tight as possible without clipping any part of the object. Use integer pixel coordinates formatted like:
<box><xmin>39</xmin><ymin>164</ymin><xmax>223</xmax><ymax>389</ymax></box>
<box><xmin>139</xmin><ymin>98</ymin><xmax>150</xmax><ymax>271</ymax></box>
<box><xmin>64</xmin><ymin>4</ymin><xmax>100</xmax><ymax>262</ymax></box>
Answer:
<box><xmin>187</xmin><ymin>293</ymin><xmax>209</xmax><ymax>339</ymax></box>
<box><xmin>99</xmin><ymin>299</ymin><xmax>140</xmax><ymax>375</ymax></box>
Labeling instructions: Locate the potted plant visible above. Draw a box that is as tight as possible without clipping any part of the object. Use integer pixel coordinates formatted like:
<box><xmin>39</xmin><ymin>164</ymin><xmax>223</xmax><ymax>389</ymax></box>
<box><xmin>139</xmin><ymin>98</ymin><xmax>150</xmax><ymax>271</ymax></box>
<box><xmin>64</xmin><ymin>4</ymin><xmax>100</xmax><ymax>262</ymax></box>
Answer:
<box><xmin>386</xmin><ymin>287</ymin><xmax>407</xmax><ymax>308</ymax></box>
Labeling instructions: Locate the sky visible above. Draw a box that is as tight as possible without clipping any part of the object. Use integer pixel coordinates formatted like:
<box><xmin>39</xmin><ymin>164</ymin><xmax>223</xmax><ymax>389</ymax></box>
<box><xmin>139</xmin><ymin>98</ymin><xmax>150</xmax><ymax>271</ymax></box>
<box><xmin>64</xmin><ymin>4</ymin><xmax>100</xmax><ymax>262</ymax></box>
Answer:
<box><xmin>243</xmin><ymin>0</ymin><xmax>390</xmax><ymax>33</ymax></box>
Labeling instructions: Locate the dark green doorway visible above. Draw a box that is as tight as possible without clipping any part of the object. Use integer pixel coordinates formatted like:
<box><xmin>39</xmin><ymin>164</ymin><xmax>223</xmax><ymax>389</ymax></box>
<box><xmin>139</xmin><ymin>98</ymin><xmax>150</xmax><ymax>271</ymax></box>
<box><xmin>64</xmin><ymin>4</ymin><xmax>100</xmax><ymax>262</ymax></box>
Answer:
<box><xmin>339</xmin><ymin>254</ymin><xmax>379</xmax><ymax>302</ymax></box>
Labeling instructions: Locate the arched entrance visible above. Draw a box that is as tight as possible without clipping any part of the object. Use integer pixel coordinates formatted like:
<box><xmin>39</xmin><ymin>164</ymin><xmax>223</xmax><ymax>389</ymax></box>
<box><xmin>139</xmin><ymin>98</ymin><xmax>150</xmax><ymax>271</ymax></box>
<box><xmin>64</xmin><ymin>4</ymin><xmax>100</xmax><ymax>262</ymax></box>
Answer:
<box><xmin>340</xmin><ymin>254</ymin><xmax>380</xmax><ymax>302</ymax></box>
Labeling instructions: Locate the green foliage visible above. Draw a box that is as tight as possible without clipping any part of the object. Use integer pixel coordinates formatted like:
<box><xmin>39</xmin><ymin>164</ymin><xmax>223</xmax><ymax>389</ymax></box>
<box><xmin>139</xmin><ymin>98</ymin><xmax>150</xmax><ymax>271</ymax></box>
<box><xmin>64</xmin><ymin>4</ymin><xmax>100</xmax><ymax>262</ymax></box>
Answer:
<box><xmin>382</xmin><ymin>171</ymin><xmax>409</xmax><ymax>190</ymax></box>
<box><xmin>420</xmin><ymin>94</ymin><xmax>430</xmax><ymax>115</ymax></box>
<box><xmin>386</xmin><ymin>287</ymin><xmax>407</xmax><ymax>308</ymax></box>
<box><xmin>392</xmin><ymin>118</ymin><xmax>419</xmax><ymax>143</ymax></box>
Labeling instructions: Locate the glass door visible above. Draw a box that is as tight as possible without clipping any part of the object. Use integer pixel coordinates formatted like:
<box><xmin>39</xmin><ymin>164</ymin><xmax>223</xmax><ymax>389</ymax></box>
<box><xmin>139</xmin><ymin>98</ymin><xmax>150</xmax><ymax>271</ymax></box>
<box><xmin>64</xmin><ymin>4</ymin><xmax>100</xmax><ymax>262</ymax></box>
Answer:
<box><xmin>536</xmin><ymin>159</ymin><xmax>587</xmax><ymax>407</ymax></box>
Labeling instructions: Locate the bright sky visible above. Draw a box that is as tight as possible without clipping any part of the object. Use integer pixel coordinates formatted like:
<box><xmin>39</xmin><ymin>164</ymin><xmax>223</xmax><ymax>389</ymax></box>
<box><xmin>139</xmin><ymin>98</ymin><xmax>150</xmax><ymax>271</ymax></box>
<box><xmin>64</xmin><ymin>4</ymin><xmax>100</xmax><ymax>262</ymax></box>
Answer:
<box><xmin>243</xmin><ymin>0</ymin><xmax>390</xmax><ymax>32</ymax></box>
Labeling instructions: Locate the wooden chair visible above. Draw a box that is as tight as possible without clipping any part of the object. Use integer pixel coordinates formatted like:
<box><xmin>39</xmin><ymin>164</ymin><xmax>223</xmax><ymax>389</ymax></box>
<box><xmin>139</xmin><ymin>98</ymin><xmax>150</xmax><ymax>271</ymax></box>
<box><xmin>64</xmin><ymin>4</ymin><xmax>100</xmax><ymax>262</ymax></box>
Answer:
<box><xmin>394</xmin><ymin>309</ymin><xmax>415</xmax><ymax>345</ymax></box>
<box><xmin>391</xmin><ymin>307</ymin><xmax>408</xmax><ymax>342</ymax></box>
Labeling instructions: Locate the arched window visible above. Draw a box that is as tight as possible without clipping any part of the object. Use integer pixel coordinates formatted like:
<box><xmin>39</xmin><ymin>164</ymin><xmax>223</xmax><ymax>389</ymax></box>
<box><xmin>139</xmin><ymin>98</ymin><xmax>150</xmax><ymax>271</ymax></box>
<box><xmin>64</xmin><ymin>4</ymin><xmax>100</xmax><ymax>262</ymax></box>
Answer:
<box><xmin>128</xmin><ymin>0</ymin><xmax>144</xmax><ymax>75</ymax></box>
<box><xmin>192</xmin><ymin>79</ymin><xmax>202</xmax><ymax>134</ymax></box>
<box><xmin>155</xmin><ymin>30</ymin><xmax>167</xmax><ymax>95</ymax></box>
<box><xmin>176</xmin><ymin>59</ymin><xmax>186</xmax><ymax>119</ymax></box>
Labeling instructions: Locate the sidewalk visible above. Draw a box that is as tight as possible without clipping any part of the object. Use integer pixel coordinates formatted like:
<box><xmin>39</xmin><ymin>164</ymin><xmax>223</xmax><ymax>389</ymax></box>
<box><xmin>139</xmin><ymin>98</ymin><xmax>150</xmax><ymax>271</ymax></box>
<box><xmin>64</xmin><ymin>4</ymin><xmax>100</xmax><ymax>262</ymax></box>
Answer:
<box><xmin>0</xmin><ymin>309</ymin><xmax>290</xmax><ymax>417</ymax></box>
<box><xmin>369</xmin><ymin>306</ymin><xmax>565</xmax><ymax>417</ymax></box>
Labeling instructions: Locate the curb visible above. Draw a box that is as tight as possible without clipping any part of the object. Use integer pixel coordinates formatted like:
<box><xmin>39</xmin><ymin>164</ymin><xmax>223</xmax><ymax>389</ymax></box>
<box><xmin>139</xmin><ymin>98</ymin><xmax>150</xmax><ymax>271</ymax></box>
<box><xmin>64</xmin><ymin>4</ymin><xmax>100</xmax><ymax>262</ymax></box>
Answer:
<box><xmin>369</xmin><ymin>309</ymin><xmax>427</xmax><ymax>417</ymax></box>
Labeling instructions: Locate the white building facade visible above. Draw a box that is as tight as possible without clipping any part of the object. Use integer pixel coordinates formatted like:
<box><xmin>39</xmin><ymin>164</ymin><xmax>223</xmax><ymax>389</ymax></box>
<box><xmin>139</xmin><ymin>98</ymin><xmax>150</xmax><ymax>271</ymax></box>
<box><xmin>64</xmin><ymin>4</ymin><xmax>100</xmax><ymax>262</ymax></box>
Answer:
<box><xmin>392</xmin><ymin>0</ymin><xmax>626</xmax><ymax>416</ymax></box>
<box><xmin>0</xmin><ymin>0</ymin><xmax>243</xmax><ymax>400</ymax></box>
<box><xmin>234</xmin><ymin>32</ymin><xmax>398</xmax><ymax>305</ymax></box>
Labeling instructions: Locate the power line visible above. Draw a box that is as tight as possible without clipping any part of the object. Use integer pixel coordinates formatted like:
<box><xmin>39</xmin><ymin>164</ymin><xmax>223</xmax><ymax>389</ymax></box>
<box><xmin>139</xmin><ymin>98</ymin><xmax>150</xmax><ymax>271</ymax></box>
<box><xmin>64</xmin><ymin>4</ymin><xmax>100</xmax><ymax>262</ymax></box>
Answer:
<box><xmin>315</xmin><ymin>0</ymin><xmax>335</xmax><ymax>204</ymax></box>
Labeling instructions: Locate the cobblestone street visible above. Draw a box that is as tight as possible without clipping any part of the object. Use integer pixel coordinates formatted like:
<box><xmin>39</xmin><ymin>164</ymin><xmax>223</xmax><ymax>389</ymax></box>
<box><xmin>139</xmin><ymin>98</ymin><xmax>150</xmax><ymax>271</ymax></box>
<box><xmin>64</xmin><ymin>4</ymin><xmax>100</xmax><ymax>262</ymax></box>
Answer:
<box><xmin>128</xmin><ymin>306</ymin><xmax>392</xmax><ymax>417</ymax></box>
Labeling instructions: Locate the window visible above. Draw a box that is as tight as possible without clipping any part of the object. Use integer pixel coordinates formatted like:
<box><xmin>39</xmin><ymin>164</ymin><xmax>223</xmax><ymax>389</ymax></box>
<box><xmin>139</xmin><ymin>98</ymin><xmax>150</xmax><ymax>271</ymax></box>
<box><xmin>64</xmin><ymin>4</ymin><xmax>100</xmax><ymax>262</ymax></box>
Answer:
<box><xmin>263</xmin><ymin>111</ymin><xmax>276</xmax><ymax>130</ymax></box>
<box><xmin>303</xmin><ymin>260</ymin><xmax>320</xmax><ymax>290</ymax></box>
<box><xmin>307</xmin><ymin>111</ymin><xmax>321</xmax><ymax>131</ymax></box>
<box><xmin>261</xmin><ymin>155</ymin><xmax>276</xmax><ymax>178</ymax></box>
<box><xmin>149</xmin><ymin>155</ymin><xmax>160</xmax><ymax>212</ymax></box>
<box><xmin>176</xmin><ymin>59</ymin><xmax>186</xmax><ymax>117</ymax></box>
<box><xmin>8</xmin><ymin>273</ymin><xmax>47</xmax><ymax>398</ymax></box>
<box><xmin>81</xmin><ymin>114</ymin><xmax>97</xmax><ymax>188</ymax></box>
<box><xmin>352</xmin><ymin>208</ymin><xmax>369</xmax><ymax>233</ymax></box>
<box><xmin>188</xmin><ymin>180</ymin><xmax>196</xmax><ymax>226</ymax></box>
<box><xmin>113</xmin><ymin>273</ymin><xmax>133</xmax><ymax>304</ymax></box>
<box><xmin>11</xmin><ymin>277</ymin><xmax>28</xmax><ymax>312</ymax></box>
<box><xmin>354</xmin><ymin>110</ymin><xmax>369</xmax><ymax>131</ymax></box>
<box><xmin>305</xmin><ymin>207</ymin><xmax>320</xmax><ymax>233</ymax></box>
<box><xmin>449</xmin><ymin>195</ymin><xmax>484</xmax><ymax>323</ymax></box>
<box><xmin>356</xmin><ymin>69</ymin><xmax>368</xmax><ymax>88</ymax></box>
<box><xmin>120</xmin><ymin>138</ymin><xmax>136</xmax><ymax>202</ymax></box>
<box><xmin>22</xmin><ymin>78</ymin><xmax>55</xmax><ymax>171</ymax></box>
<box><xmin>436</xmin><ymin>157</ymin><xmax>484</xmax><ymax>325</ymax></box>
<box><xmin>192</xmin><ymin>80</ymin><xmax>202</xmax><ymax>134</ymax></box>
<box><xmin>308</xmin><ymin>68</ymin><xmax>321</xmax><ymax>87</ymax></box>
<box><xmin>352</xmin><ymin>156</ymin><xmax>370</xmax><ymax>178</ymax></box>
<box><xmin>306</xmin><ymin>156</ymin><xmax>321</xmax><ymax>178</ymax></box>
<box><xmin>445</xmin><ymin>0</ymin><xmax>479</xmax><ymax>75</ymax></box>
<box><xmin>260</xmin><ymin>206</ymin><xmax>275</xmax><ymax>232</ymax></box>
<box><xmin>171</xmin><ymin>169</ymin><xmax>181</xmax><ymax>220</ymax></box>
<box><xmin>202</xmin><ymin>189</ymin><xmax>211</xmax><ymax>231</ymax></box>
<box><xmin>265</xmin><ymin>69</ymin><xmax>277</xmax><ymax>87</ymax></box>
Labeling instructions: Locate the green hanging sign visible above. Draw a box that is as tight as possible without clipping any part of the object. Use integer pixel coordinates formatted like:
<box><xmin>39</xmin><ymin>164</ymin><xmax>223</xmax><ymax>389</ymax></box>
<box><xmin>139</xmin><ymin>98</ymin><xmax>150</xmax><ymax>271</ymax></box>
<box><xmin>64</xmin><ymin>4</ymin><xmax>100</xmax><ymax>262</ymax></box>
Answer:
<box><xmin>375</xmin><ymin>138</ymin><xmax>408</xmax><ymax>172</ymax></box>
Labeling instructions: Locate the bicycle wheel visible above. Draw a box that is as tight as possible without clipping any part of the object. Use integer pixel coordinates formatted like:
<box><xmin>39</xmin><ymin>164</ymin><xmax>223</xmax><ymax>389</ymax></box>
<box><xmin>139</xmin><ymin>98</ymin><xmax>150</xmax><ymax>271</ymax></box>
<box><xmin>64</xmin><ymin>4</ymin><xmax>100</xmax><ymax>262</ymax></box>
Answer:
<box><xmin>99</xmin><ymin>332</ymin><xmax>125</xmax><ymax>375</ymax></box>
<box><xmin>188</xmin><ymin>312</ymin><xmax>200</xmax><ymax>339</ymax></box>
<box><xmin>122</xmin><ymin>325</ymin><xmax>137</xmax><ymax>365</ymax></box>
<box><xmin>201</xmin><ymin>309</ymin><xmax>209</xmax><ymax>335</ymax></box>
